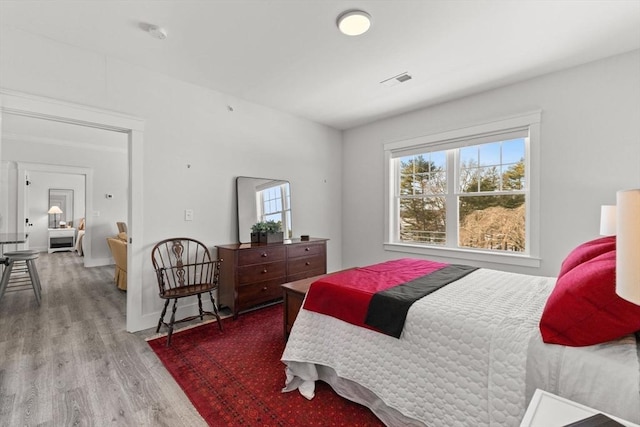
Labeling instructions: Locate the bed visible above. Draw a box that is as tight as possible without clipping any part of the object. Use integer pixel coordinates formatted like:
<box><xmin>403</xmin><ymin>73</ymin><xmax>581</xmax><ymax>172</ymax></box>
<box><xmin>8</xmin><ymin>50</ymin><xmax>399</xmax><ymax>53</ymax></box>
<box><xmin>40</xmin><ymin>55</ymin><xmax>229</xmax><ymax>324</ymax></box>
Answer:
<box><xmin>281</xmin><ymin>247</ymin><xmax>640</xmax><ymax>426</ymax></box>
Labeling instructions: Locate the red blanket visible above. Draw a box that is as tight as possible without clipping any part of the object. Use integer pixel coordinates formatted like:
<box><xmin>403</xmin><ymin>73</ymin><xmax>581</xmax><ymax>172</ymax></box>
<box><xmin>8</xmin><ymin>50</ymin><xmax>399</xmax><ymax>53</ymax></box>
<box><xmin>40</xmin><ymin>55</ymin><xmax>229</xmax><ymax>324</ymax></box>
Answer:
<box><xmin>303</xmin><ymin>258</ymin><xmax>448</xmax><ymax>332</ymax></box>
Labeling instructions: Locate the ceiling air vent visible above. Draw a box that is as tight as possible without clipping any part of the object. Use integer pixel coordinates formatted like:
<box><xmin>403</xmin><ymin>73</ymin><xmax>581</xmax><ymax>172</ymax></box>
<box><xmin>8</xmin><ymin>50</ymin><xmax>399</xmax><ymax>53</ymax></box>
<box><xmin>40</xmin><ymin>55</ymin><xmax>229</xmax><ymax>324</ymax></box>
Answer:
<box><xmin>381</xmin><ymin>72</ymin><xmax>412</xmax><ymax>87</ymax></box>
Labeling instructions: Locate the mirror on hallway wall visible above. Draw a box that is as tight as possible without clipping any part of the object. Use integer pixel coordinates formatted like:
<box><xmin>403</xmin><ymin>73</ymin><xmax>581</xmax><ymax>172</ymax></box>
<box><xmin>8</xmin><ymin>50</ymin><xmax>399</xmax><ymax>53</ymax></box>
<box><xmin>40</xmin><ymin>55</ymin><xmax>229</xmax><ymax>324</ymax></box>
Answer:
<box><xmin>48</xmin><ymin>188</ymin><xmax>74</xmax><ymax>228</ymax></box>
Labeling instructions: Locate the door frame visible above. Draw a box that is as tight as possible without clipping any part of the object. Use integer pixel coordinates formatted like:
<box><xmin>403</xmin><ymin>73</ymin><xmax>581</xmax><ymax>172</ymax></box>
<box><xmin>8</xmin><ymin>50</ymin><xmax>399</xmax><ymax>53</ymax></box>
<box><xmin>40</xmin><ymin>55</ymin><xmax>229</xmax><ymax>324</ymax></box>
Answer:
<box><xmin>0</xmin><ymin>88</ymin><xmax>145</xmax><ymax>332</ymax></box>
<box><xmin>17</xmin><ymin>163</ymin><xmax>91</xmax><ymax>259</ymax></box>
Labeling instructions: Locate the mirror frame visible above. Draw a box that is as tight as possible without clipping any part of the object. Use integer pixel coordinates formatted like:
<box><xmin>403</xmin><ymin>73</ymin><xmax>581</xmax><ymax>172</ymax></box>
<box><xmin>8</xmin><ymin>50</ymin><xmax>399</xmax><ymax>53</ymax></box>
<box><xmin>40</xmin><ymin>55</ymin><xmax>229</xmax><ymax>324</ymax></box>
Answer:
<box><xmin>48</xmin><ymin>188</ymin><xmax>74</xmax><ymax>228</ymax></box>
<box><xmin>236</xmin><ymin>176</ymin><xmax>292</xmax><ymax>243</ymax></box>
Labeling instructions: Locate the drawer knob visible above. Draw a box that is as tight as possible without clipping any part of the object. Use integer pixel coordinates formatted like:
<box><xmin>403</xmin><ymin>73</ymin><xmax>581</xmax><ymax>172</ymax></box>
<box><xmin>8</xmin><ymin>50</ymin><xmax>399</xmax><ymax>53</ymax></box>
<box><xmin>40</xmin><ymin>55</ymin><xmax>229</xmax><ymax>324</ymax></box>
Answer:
<box><xmin>261</xmin><ymin>253</ymin><xmax>268</xmax><ymax>257</ymax></box>
<box><xmin>262</xmin><ymin>286</ymin><xmax>267</xmax><ymax>291</ymax></box>
<box><xmin>262</xmin><ymin>269</ymin><xmax>268</xmax><ymax>273</ymax></box>
<box><xmin>305</xmin><ymin>261</ymin><xmax>310</xmax><ymax>266</ymax></box>
<box><xmin>305</xmin><ymin>247</ymin><xmax>310</xmax><ymax>251</ymax></box>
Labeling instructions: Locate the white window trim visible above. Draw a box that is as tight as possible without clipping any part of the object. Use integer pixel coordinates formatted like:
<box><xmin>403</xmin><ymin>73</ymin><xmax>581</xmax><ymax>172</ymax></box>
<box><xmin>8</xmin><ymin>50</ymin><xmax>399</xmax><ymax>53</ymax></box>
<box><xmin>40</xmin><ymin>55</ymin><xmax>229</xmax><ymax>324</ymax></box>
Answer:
<box><xmin>383</xmin><ymin>110</ymin><xmax>542</xmax><ymax>268</ymax></box>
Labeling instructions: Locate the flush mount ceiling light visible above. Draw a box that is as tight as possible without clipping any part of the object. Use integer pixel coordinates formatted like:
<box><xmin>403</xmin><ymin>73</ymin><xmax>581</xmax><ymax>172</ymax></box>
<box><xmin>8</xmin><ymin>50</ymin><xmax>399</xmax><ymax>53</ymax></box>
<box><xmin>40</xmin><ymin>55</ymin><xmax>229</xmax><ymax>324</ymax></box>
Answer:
<box><xmin>337</xmin><ymin>10</ymin><xmax>371</xmax><ymax>36</ymax></box>
<box><xmin>147</xmin><ymin>24</ymin><xmax>168</xmax><ymax>40</ymax></box>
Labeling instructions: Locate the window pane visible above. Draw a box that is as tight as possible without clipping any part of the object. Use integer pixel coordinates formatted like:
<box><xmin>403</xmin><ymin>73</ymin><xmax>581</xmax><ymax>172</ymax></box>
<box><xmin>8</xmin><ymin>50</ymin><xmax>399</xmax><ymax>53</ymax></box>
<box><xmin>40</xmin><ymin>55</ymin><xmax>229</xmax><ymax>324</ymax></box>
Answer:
<box><xmin>477</xmin><ymin>167</ymin><xmax>500</xmax><ymax>192</ymax></box>
<box><xmin>459</xmin><ymin>146</ymin><xmax>477</xmax><ymax>166</ymax></box>
<box><xmin>458</xmin><ymin>195</ymin><xmax>526</xmax><ymax>252</ymax></box>
<box><xmin>400</xmin><ymin>153</ymin><xmax>446</xmax><ymax>196</ymax></box>
<box><xmin>399</xmin><ymin>197</ymin><xmax>446</xmax><ymax>244</ymax></box>
<box><xmin>429</xmin><ymin>171</ymin><xmax>447</xmax><ymax>194</ymax></box>
<box><xmin>459</xmin><ymin>166</ymin><xmax>478</xmax><ymax>193</ymax></box>
<box><xmin>502</xmin><ymin>163</ymin><xmax>525</xmax><ymax>190</ymax></box>
<box><xmin>430</xmin><ymin>151</ymin><xmax>446</xmax><ymax>171</ymax></box>
<box><xmin>460</xmin><ymin>139</ymin><xmax>526</xmax><ymax>193</ymax></box>
<box><xmin>502</xmin><ymin>138</ymin><xmax>525</xmax><ymax>164</ymax></box>
<box><xmin>478</xmin><ymin>142</ymin><xmax>500</xmax><ymax>166</ymax></box>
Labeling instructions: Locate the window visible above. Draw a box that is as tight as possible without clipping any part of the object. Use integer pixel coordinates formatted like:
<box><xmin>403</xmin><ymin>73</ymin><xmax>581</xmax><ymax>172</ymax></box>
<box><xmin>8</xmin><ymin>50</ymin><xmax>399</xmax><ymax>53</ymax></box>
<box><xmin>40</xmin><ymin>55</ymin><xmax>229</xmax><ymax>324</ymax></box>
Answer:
<box><xmin>257</xmin><ymin>182</ymin><xmax>292</xmax><ymax>238</ymax></box>
<box><xmin>384</xmin><ymin>111</ymin><xmax>541</xmax><ymax>267</ymax></box>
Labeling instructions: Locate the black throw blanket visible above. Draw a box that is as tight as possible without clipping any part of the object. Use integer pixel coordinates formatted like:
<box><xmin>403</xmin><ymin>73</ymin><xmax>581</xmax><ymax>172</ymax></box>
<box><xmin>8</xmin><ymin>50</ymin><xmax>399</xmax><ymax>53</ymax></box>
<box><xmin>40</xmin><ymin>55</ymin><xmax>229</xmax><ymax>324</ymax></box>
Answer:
<box><xmin>364</xmin><ymin>264</ymin><xmax>478</xmax><ymax>338</ymax></box>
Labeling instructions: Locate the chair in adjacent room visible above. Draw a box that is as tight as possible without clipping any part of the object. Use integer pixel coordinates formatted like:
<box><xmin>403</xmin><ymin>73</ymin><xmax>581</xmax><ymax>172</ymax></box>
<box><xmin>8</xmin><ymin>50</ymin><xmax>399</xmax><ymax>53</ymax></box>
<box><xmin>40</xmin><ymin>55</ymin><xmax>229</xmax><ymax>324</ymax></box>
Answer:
<box><xmin>151</xmin><ymin>237</ymin><xmax>223</xmax><ymax>346</ymax></box>
<box><xmin>0</xmin><ymin>250</ymin><xmax>42</xmax><ymax>305</ymax></box>
<box><xmin>106</xmin><ymin>236</ymin><xmax>127</xmax><ymax>290</ymax></box>
<box><xmin>116</xmin><ymin>222</ymin><xmax>127</xmax><ymax>234</ymax></box>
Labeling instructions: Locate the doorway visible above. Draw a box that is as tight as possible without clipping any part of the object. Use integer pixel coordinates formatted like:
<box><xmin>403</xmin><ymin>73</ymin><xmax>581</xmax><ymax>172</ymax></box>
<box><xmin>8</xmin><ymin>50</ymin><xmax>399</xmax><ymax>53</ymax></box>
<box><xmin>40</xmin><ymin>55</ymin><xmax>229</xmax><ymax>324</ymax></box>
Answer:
<box><xmin>0</xmin><ymin>89</ymin><xmax>145</xmax><ymax>332</ymax></box>
<box><xmin>3</xmin><ymin>112</ymin><xmax>128</xmax><ymax>266</ymax></box>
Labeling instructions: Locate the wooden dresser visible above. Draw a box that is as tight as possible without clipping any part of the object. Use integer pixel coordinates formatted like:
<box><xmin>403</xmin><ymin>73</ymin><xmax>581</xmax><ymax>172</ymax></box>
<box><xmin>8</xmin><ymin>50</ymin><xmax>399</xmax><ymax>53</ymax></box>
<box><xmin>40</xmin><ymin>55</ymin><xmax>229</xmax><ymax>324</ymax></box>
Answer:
<box><xmin>216</xmin><ymin>238</ymin><xmax>327</xmax><ymax>318</ymax></box>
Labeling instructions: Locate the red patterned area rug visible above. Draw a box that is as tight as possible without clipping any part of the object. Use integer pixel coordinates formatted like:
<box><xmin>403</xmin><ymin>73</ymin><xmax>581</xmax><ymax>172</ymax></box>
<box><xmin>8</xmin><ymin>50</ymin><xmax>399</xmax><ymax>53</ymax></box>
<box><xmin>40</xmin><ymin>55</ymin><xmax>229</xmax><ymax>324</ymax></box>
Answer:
<box><xmin>147</xmin><ymin>303</ymin><xmax>384</xmax><ymax>426</ymax></box>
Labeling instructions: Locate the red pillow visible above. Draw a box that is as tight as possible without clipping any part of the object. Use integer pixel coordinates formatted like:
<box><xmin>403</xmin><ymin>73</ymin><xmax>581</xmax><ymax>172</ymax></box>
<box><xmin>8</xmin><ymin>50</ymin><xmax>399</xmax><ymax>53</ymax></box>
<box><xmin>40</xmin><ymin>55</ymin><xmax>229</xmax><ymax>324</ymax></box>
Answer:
<box><xmin>540</xmin><ymin>250</ymin><xmax>640</xmax><ymax>346</ymax></box>
<box><xmin>557</xmin><ymin>235</ymin><xmax>615</xmax><ymax>278</ymax></box>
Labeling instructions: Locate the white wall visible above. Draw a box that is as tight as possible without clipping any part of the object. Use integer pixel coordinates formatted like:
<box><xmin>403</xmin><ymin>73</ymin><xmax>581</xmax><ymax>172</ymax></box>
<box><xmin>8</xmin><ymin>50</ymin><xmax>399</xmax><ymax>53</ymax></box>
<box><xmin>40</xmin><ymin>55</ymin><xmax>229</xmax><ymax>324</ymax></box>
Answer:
<box><xmin>0</xmin><ymin>26</ymin><xmax>343</xmax><ymax>330</ymax></box>
<box><xmin>342</xmin><ymin>50</ymin><xmax>640</xmax><ymax>277</ymax></box>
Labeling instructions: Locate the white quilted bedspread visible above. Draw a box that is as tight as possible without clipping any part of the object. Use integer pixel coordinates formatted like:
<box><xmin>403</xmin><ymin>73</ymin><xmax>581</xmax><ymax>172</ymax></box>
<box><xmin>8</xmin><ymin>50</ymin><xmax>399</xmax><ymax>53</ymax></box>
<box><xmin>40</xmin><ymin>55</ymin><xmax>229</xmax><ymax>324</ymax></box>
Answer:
<box><xmin>281</xmin><ymin>268</ymin><xmax>556</xmax><ymax>426</ymax></box>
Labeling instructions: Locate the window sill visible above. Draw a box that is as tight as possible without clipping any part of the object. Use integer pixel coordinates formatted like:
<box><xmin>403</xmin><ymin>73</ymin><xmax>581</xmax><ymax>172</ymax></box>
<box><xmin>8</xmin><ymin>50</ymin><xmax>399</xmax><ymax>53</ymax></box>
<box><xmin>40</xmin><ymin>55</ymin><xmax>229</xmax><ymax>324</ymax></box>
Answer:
<box><xmin>383</xmin><ymin>242</ymin><xmax>541</xmax><ymax>268</ymax></box>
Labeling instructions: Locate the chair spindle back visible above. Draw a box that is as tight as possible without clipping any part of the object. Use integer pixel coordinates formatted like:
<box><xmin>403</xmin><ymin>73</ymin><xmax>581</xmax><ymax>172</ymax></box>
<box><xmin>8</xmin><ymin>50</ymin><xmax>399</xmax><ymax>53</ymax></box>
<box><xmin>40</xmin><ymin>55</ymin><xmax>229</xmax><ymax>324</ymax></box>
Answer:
<box><xmin>151</xmin><ymin>238</ymin><xmax>220</xmax><ymax>296</ymax></box>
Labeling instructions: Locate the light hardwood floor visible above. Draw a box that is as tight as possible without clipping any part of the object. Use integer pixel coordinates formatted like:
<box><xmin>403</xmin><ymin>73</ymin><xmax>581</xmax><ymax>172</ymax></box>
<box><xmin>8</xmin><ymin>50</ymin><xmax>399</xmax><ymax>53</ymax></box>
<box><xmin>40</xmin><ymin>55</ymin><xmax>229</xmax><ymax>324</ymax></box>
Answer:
<box><xmin>0</xmin><ymin>251</ymin><xmax>207</xmax><ymax>426</ymax></box>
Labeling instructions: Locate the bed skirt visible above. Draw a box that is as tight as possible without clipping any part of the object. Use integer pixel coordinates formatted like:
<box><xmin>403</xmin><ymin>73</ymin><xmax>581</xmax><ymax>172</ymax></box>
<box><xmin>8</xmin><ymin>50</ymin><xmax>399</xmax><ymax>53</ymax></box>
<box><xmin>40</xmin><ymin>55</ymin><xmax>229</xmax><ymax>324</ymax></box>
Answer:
<box><xmin>284</xmin><ymin>362</ymin><xmax>426</xmax><ymax>426</ymax></box>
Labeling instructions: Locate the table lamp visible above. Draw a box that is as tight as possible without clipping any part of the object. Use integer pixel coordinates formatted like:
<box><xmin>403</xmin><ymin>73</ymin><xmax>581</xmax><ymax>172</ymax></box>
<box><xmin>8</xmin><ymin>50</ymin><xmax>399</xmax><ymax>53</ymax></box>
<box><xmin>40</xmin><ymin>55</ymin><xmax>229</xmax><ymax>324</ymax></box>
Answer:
<box><xmin>616</xmin><ymin>189</ymin><xmax>640</xmax><ymax>305</ymax></box>
<box><xmin>599</xmin><ymin>205</ymin><xmax>617</xmax><ymax>236</ymax></box>
<box><xmin>48</xmin><ymin>206</ymin><xmax>63</xmax><ymax>229</ymax></box>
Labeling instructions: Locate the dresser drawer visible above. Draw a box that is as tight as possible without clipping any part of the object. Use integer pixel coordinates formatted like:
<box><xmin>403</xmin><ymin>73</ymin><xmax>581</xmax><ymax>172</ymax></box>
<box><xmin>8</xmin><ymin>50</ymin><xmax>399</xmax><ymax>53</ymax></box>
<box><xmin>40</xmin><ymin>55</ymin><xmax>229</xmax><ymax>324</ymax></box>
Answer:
<box><xmin>238</xmin><ymin>261</ymin><xmax>286</xmax><ymax>285</ymax></box>
<box><xmin>287</xmin><ymin>255</ymin><xmax>326</xmax><ymax>277</ymax></box>
<box><xmin>287</xmin><ymin>242</ymin><xmax>325</xmax><ymax>259</ymax></box>
<box><xmin>237</xmin><ymin>279</ymin><xmax>283</xmax><ymax>308</ymax></box>
<box><xmin>237</xmin><ymin>246</ymin><xmax>286</xmax><ymax>266</ymax></box>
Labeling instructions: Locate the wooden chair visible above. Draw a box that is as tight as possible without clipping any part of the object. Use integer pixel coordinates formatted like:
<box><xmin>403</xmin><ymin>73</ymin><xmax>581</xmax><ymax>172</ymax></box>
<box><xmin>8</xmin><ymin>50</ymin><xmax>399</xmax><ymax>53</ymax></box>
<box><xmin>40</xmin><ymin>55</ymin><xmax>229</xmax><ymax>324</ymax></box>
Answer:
<box><xmin>151</xmin><ymin>238</ymin><xmax>223</xmax><ymax>346</ymax></box>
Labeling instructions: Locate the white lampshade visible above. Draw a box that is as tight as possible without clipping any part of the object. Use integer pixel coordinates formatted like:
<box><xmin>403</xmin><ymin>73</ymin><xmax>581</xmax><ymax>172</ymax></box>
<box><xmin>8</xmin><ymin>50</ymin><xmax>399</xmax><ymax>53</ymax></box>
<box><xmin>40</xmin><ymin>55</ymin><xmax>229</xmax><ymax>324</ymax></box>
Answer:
<box><xmin>599</xmin><ymin>205</ymin><xmax>617</xmax><ymax>235</ymax></box>
<box><xmin>616</xmin><ymin>189</ymin><xmax>640</xmax><ymax>305</ymax></box>
<box><xmin>48</xmin><ymin>206</ymin><xmax>63</xmax><ymax>214</ymax></box>
<box><xmin>337</xmin><ymin>10</ymin><xmax>371</xmax><ymax>36</ymax></box>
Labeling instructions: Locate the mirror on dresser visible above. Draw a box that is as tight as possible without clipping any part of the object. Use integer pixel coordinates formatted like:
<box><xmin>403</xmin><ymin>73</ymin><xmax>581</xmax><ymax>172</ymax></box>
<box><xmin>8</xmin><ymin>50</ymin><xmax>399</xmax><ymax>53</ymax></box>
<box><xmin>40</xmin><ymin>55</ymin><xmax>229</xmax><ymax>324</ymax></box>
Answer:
<box><xmin>236</xmin><ymin>176</ymin><xmax>292</xmax><ymax>243</ymax></box>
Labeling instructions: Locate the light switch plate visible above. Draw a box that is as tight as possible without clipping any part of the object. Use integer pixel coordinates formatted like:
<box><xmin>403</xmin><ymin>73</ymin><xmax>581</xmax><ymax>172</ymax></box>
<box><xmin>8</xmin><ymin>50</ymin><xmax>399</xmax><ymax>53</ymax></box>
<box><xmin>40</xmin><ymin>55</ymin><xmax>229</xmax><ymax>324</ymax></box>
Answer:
<box><xmin>185</xmin><ymin>209</ymin><xmax>194</xmax><ymax>221</ymax></box>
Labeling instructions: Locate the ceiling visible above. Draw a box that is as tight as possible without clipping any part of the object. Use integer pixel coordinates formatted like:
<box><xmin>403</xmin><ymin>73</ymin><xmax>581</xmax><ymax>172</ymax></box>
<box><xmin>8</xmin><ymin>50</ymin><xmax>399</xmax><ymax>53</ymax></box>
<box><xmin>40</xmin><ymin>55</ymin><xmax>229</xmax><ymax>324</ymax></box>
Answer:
<box><xmin>1</xmin><ymin>0</ymin><xmax>639</xmax><ymax>130</ymax></box>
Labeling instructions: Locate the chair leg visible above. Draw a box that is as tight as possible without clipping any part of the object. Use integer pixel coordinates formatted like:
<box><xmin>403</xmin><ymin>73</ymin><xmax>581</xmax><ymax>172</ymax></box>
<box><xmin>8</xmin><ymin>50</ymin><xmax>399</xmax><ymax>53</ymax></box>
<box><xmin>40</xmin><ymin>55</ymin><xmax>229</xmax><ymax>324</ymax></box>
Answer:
<box><xmin>156</xmin><ymin>299</ymin><xmax>170</xmax><ymax>333</ymax></box>
<box><xmin>197</xmin><ymin>294</ymin><xmax>204</xmax><ymax>321</ymax></box>
<box><xmin>30</xmin><ymin>259</ymin><xmax>43</xmax><ymax>292</ymax></box>
<box><xmin>209</xmin><ymin>291</ymin><xmax>223</xmax><ymax>332</ymax></box>
<box><xmin>0</xmin><ymin>261</ymin><xmax>14</xmax><ymax>303</ymax></box>
<box><xmin>26</xmin><ymin>259</ymin><xmax>41</xmax><ymax>306</ymax></box>
<box><xmin>166</xmin><ymin>299</ymin><xmax>178</xmax><ymax>347</ymax></box>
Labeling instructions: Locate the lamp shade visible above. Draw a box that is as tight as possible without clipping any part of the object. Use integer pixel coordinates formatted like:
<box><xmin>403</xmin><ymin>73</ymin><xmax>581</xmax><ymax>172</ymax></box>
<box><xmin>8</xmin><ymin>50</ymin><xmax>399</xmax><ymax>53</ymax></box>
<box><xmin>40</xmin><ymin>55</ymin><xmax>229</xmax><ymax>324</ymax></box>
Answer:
<box><xmin>616</xmin><ymin>189</ymin><xmax>640</xmax><ymax>305</ymax></box>
<box><xmin>599</xmin><ymin>205</ymin><xmax>616</xmax><ymax>235</ymax></box>
<box><xmin>48</xmin><ymin>206</ymin><xmax>63</xmax><ymax>214</ymax></box>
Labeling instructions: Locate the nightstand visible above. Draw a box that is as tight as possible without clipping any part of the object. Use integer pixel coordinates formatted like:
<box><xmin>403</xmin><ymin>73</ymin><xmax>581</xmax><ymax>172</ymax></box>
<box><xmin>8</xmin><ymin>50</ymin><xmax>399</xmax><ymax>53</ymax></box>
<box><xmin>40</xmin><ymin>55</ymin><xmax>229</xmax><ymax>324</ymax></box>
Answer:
<box><xmin>521</xmin><ymin>389</ymin><xmax>639</xmax><ymax>427</ymax></box>
<box><xmin>48</xmin><ymin>228</ymin><xmax>76</xmax><ymax>253</ymax></box>
<box><xmin>281</xmin><ymin>274</ymin><xmax>325</xmax><ymax>339</ymax></box>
